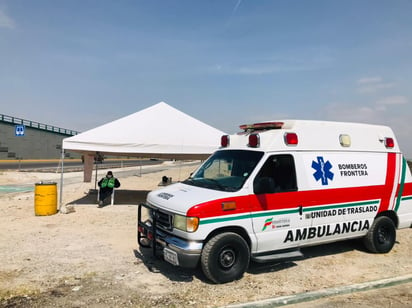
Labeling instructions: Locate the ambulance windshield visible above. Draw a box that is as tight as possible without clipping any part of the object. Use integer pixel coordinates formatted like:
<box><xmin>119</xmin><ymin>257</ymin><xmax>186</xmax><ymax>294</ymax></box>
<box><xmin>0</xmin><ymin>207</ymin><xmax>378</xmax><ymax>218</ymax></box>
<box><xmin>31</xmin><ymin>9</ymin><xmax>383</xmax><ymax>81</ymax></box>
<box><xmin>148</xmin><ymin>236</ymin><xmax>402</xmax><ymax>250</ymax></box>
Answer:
<box><xmin>183</xmin><ymin>150</ymin><xmax>264</xmax><ymax>192</ymax></box>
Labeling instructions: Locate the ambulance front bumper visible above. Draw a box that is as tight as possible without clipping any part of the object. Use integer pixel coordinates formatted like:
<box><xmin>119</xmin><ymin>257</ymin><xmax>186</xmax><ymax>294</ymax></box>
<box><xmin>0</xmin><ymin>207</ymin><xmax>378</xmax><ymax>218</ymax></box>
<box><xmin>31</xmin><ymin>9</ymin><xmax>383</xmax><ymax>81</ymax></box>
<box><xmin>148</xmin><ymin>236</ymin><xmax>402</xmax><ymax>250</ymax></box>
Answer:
<box><xmin>137</xmin><ymin>203</ymin><xmax>202</xmax><ymax>268</ymax></box>
<box><xmin>156</xmin><ymin>229</ymin><xmax>202</xmax><ymax>268</ymax></box>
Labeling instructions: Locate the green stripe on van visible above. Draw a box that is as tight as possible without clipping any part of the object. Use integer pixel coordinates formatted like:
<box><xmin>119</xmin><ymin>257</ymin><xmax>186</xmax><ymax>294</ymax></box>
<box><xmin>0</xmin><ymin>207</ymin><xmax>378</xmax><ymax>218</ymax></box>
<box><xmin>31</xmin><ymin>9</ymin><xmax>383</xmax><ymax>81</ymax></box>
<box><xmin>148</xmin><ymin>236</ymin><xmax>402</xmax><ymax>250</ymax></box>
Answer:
<box><xmin>395</xmin><ymin>157</ymin><xmax>407</xmax><ymax>212</ymax></box>
<box><xmin>302</xmin><ymin>200</ymin><xmax>379</xmax><ymax>213</ymax></box>
<box><xmin>200</xmin><ymin>213</ymin><xmax>252</xmax><ymax>225</ymax></box>
<box><xmin>200</xmin><ymin>208</ymin><xmax>298</xmax><ymax>225</ymax></box>
<box><xmin>199</xmin><ymin>200</ymin><xmax>380</xmax><ymax>225</ymax></box>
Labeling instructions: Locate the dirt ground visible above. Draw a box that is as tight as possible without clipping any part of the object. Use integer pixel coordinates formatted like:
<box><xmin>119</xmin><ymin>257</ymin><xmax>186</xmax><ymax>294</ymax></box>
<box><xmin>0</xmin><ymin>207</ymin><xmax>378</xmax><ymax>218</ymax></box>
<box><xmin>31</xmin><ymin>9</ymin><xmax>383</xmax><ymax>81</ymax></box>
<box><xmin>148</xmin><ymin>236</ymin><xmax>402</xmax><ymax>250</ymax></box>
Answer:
<box><xmin>0</xmin><ymin>161</ymin><xmax>411</xmax><ymax>307</ymax></box>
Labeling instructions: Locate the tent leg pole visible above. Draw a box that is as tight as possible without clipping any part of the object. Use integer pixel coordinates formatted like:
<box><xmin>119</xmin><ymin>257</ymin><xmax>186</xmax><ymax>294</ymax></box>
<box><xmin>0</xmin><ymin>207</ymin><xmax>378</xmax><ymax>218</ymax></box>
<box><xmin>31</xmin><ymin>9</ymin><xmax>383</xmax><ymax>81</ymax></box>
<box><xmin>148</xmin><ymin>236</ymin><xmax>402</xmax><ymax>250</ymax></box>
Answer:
<box><xmin>94</xmin><ymin>161</ymin><xmax>98</xmax><ymax>190</ymax></box>
<box><xmin>59</xmin><ymin>150</ymin><xmax>65</xmax><ymax>211</ymax></box>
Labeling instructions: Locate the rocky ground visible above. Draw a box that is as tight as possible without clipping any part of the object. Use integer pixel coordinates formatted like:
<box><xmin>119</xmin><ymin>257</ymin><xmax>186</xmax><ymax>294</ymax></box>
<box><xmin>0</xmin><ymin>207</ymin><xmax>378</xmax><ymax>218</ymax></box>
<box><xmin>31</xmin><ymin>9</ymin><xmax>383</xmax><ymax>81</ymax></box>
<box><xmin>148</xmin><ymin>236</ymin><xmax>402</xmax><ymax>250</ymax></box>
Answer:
<box><xmin>0</xmin><ymin>162</ymin><xmax>411</xmax><ymax>307</ymax></box>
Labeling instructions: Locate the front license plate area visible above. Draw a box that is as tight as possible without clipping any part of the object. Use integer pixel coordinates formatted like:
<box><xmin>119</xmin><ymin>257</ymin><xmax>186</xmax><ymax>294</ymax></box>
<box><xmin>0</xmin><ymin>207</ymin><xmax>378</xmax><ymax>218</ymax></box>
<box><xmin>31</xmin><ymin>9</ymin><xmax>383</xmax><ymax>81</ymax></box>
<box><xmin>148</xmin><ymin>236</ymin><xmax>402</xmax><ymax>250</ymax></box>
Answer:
<box><xmin>164</xmin><ymin>247</ymin><xmax>179</xmax><ymax>266</ymax></box>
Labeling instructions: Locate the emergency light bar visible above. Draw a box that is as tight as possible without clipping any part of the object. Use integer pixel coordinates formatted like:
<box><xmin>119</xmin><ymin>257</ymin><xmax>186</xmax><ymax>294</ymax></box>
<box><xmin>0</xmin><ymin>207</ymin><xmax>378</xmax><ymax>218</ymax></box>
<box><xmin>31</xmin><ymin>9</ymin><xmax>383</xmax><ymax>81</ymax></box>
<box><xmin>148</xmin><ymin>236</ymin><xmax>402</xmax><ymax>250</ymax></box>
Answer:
<box><xmin>240</xmin><ymin>122</ymin><xmax>284</xmax><ymax>131</ymax></box>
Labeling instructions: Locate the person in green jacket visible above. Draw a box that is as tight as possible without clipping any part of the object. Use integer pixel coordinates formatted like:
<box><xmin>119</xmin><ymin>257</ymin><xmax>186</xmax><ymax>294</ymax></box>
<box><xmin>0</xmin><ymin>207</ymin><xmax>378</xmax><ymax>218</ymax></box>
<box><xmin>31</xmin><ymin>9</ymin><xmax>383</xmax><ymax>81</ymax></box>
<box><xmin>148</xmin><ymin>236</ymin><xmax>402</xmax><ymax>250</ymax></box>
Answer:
<box><xmin>97</xmin><ymin>171</ymin><xmax>120</xmax><ymax>207</ymax></box>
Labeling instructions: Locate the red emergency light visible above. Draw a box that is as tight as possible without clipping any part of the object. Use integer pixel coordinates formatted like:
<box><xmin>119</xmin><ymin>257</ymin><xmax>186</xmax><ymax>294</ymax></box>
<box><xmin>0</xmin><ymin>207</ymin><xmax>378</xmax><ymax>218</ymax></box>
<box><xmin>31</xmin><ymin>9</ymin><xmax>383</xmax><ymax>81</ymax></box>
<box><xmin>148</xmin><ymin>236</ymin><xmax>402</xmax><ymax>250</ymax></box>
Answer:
<box><xmin>221</xmin><ymin>135</ymin><xmax>230</xmax><ymax>147</ymax></box>
<box><xmin>248</xmin><ymin>133</ymin><xmax>260</xmax><ymax>147</ymax></box>
<box><xmin>385</xmin><ymin>137</ymin><xmax>394</xmax><ymax>148</ymax></box>
<box><xmin>240</xmin><ymin>122</ymin><xmax>284</xmax><ymax>131</ymax></box>
<box><xmin>284</xmin><ymin>132</ymin><xmax>298</xmax><ymax>145</ymax></box>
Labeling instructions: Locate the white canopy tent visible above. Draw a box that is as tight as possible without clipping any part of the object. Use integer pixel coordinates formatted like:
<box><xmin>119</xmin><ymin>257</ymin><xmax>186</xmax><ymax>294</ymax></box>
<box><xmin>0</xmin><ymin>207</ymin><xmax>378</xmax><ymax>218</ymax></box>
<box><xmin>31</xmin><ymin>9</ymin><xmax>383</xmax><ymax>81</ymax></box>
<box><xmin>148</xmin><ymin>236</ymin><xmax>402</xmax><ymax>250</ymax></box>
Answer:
<box><xmin>59</xmin><ymin>102</ymin><xmax>225</xmax><ymax>208</ymax></box>
<box><xmin>63</xmin><ymin>101</ymin><xmax>225</xmax><ymax>159</ymax></box>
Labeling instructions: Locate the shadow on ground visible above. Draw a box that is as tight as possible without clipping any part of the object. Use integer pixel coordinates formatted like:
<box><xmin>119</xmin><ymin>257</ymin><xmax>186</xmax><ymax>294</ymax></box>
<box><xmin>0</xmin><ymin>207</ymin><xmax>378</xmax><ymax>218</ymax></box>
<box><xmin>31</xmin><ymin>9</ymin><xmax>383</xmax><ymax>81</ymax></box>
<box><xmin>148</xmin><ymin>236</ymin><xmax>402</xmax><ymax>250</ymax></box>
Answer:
<box><xmin>67</xmin><ymin>189</ymin><xmax>150</xmax><ymax>206</ymax></box>
<box><xmin>134</xmin><ymin>238</ymin><xmax>368</xmax><ymax>284</ymax></box>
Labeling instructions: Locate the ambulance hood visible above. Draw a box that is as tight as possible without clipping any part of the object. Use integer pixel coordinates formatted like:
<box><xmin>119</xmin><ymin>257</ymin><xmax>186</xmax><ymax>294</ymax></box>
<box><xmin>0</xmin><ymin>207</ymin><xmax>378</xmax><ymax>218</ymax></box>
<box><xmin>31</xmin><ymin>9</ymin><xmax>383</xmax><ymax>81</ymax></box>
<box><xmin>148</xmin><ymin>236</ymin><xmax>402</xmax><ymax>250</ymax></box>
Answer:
<box><xmin>147</xmin><ymin>182</ymin><xmax>233</xmax><ymax>215</ymax></box>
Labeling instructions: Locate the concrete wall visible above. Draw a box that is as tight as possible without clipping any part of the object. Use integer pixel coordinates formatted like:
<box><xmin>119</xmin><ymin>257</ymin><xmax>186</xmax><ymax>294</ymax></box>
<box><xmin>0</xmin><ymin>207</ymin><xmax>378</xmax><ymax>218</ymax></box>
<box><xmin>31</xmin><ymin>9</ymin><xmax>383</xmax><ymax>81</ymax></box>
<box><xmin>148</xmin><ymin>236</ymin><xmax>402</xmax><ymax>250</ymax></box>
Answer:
<box><xmin>0</xmin><ymin>121</ymin><xmax>77</xmax><ymax>160</ymax></box>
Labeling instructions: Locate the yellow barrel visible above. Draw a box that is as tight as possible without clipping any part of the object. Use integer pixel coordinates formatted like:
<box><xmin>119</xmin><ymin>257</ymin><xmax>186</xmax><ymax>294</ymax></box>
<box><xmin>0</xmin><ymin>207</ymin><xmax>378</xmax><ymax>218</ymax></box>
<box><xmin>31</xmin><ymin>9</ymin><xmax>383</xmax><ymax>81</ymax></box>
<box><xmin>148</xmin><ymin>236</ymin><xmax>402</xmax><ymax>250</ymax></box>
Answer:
<box><xmin>34</xmin><ymin>182</ymin><xmax>57</xmax><ymax>216</ymax></box>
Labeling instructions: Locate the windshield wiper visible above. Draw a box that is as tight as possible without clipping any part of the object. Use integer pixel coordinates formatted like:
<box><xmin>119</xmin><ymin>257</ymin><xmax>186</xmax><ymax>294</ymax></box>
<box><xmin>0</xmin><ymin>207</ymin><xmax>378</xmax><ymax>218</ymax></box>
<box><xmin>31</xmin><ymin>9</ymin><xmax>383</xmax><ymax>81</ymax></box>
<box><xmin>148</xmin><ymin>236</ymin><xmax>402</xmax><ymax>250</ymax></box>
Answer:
<box><xmin>183</xmin><ymin>178</ymin><xmax>231</xmax><ymax>191</ymax></box>
<box><xmin>203</xmin><ymin>178</ymin><xmax>226</xmax><ymax>190</ymax></box>
<box><xmin>183</xmin><ymin>178</ymin><xmax>195</xmax><ymax>185</ymax></box>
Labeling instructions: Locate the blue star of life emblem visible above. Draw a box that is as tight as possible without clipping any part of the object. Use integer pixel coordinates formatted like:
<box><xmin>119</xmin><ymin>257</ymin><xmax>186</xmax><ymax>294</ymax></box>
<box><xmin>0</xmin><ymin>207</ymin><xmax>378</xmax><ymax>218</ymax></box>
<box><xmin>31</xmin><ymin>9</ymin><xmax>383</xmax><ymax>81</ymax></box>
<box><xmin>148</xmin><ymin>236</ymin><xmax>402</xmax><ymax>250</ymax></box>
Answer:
<box><xmin>312</xmin><ymin>156</ymin><xmax>334</xmax><ymax>185</ymax></box>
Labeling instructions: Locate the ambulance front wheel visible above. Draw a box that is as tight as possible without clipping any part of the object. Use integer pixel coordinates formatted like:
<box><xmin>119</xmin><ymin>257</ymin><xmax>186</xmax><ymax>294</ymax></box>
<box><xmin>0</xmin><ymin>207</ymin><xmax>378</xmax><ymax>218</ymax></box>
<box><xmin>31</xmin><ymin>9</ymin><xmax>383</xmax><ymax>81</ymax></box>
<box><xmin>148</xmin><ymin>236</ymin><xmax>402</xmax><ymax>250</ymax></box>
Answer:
<box><xmin>363</xmin><ymin>216</ymin><xmax>396</xmax><ymax>253</ymax></box>
<box><xmin>201</xmin><ymin>232</ymin><xmax>250</xmax><ymax>284</ymax></box>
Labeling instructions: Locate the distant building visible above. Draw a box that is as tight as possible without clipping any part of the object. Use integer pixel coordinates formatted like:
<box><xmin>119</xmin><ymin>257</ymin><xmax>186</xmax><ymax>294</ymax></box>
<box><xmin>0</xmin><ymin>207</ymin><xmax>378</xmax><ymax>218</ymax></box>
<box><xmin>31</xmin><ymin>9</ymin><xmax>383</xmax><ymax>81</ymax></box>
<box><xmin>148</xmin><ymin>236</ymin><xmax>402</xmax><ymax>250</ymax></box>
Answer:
<box><xmin>0</xmin><ymin>114</ymin><xmax>79</xmax><ymax>160</ymax></box>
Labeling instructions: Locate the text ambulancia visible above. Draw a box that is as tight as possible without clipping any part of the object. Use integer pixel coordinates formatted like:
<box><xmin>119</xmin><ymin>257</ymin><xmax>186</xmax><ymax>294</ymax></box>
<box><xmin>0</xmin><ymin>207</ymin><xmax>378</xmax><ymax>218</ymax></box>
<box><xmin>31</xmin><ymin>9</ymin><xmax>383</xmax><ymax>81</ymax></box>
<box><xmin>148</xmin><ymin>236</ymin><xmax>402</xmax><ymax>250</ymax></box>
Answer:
<box><xmin>138</xmin><ymin>120</ymin><xmax>412</xmax><ymax>284</ymax></box>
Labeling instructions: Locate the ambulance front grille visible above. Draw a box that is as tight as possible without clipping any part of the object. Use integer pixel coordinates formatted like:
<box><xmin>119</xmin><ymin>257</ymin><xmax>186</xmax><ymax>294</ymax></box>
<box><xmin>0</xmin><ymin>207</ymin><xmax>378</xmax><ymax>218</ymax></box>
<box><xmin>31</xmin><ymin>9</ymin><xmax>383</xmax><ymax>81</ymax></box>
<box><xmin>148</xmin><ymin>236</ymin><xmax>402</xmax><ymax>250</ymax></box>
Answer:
<box><xmin>154</xmin><ymin>210</ymin><xmax>173</xmax><ymax>231</ymax></box>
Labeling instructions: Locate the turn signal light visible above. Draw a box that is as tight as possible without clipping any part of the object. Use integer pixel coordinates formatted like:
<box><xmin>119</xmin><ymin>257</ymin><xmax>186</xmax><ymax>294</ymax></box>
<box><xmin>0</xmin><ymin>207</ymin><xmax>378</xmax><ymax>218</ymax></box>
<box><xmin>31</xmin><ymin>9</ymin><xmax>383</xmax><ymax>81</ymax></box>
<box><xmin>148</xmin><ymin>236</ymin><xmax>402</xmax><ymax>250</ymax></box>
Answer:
<box><xmin>186</xmin><ymin>217</ymin><xmax>199</xmax><ymax>232</ymax></box>
<box><xmin>222</xmin><ymin>201</ymin><xmax>237</xmax><ymax>211</ymax></box>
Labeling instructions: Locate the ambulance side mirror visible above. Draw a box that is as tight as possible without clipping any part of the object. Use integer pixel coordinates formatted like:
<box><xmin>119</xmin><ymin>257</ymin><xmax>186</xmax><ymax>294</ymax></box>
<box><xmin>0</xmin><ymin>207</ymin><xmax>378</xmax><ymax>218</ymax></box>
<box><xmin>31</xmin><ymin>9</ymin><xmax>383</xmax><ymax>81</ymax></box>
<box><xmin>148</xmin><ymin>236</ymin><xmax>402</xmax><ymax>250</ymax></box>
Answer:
<box><xmin>254</xmin><ymin>177</ymin><xmax>276</xmax><ymax>195</ymax></box>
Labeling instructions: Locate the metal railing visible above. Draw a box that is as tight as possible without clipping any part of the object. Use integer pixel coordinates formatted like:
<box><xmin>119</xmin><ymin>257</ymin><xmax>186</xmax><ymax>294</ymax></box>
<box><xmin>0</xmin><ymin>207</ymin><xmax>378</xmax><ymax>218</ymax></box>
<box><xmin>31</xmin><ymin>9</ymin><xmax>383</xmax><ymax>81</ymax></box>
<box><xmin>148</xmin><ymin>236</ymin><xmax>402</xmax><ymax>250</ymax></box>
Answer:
<box><xmin>0</xmin><ymin>114</ymin><xmax>79</xmax><ymax>136</ymax></box>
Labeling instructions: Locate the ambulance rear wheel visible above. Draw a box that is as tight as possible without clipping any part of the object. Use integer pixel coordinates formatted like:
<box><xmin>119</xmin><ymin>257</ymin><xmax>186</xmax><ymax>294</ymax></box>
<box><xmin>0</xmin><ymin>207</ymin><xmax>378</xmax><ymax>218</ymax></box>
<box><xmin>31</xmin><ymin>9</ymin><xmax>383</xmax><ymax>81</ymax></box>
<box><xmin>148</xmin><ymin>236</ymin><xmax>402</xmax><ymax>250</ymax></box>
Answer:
<box><xmin>201</xmin><ymin>232</ymin><xmax>250</xmax><ymax>284</ymax></box>
<box><xmin>363</xmin><ymin>216</ymin><xmax>396</xmax><ymax>253</ymax></box>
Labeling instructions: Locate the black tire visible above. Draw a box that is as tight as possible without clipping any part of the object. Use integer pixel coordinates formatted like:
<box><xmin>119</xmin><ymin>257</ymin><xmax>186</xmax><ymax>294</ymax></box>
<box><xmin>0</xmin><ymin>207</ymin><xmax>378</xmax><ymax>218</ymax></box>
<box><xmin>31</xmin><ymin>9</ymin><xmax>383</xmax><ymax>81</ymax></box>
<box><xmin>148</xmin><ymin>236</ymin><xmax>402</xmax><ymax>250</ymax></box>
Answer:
<box><xmin>363</xmin><ymin>216</ymin><xmax>396</xmax><ymax>253</ymax></box>
<box><xmin>201</xmin><ymin>232</ymin><xmax>250</xmax><ymax>284</ymax></box>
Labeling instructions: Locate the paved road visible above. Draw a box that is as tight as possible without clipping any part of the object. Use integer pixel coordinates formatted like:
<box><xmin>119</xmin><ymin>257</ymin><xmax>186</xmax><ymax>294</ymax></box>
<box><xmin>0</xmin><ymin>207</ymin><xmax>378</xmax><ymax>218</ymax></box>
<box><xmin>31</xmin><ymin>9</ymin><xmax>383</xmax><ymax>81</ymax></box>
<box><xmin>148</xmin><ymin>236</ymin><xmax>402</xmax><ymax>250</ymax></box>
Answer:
<box><xmin>226</xmin><ymin>275</ymin><xmax>412</xmax><ymax>308</ymax></box>
<box><xmin>0</xmin><ymin>160</ymin><xmax>200</xmax><ymax>194</ymax></box>
<box><xmin>0</xmin><ymin>158</ymin><xmax>162</xmax><ymax>172</ymax></box>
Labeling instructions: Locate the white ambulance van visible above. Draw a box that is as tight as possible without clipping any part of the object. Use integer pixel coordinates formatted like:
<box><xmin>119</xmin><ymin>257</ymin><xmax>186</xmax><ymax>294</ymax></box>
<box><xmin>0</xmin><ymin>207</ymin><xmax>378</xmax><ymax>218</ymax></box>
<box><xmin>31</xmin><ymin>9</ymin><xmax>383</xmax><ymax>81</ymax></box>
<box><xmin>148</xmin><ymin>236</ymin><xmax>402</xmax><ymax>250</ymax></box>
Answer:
<box><xmin>138</xmin><ymin>120</ymin><xmax>412</xmax><ymax>283</ymax></box>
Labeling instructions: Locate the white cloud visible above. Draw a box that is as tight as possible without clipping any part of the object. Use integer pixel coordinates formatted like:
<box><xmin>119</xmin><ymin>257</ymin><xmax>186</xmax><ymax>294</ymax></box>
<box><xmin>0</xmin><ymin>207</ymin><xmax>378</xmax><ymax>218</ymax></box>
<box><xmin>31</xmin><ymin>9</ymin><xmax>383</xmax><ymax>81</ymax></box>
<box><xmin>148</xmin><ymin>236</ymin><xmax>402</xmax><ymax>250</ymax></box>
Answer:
<box><xmin>208</xmin><ymin>48</ymin><xmax>334</xmax><ymax>75</ymax></box>
<box><xmin>321</xmin><ymin>103</ymin><xmax>381</xmax><ymax>123</ymax></box>
<box><xmin>357</xmin><ymin>76</ymin><xmax>382</xmax><ymax>85</ymax></box>
<box><xmin>0</xmin><ymin>9</ymin><xmax>15</xmax><ymax>29</ymax></box>
<box><xmin>376</xmin><ymin>96</ymin><xmax>408</xmax><ymax>106</ymax></box>
<box><xmin>358</xmin><ymin>82</ymin><xmax>394</xmax><ymax>94</ymax></box>
<box><xmin>356</xmin><ymin>76</ymin><xmax>395</xmax><ymax>94</ymax></box>
<box><xmin>211</xmin><ymin>59</ymin><xmax>329</xmax><ymax>75</ymax></box>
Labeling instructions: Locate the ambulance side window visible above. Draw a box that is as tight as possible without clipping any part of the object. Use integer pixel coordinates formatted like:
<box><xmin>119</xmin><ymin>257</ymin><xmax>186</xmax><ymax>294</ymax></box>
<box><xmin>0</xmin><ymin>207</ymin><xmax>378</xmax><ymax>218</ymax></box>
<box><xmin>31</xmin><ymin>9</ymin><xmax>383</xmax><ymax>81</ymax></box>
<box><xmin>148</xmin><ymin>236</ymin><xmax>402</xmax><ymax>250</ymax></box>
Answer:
<box><xmin>254</xmin><ymin>154</ymin><xmax>297</xmax><ymax>194</ymax></box>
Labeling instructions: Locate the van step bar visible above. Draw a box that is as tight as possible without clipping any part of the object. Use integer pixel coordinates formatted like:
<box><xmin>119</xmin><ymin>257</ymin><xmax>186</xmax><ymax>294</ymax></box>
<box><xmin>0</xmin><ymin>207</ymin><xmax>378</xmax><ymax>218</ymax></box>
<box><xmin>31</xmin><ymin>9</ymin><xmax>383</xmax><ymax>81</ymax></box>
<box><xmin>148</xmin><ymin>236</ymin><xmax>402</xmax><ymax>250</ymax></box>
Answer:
<box><xmin>252</xmin><ymin>249</ymin><xmax>303</xmax><ymax>263</ymax></box>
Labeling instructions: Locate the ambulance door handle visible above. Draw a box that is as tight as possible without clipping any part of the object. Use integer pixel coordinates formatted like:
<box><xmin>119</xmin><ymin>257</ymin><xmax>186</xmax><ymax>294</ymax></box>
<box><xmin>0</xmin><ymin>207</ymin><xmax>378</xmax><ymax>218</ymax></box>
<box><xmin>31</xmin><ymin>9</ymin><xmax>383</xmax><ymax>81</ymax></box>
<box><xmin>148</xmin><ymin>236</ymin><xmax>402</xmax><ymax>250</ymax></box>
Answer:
<box><xmin>298</xmin><ymin>205</ymin><xmax>303</xmax><ymax>216</ymax></box>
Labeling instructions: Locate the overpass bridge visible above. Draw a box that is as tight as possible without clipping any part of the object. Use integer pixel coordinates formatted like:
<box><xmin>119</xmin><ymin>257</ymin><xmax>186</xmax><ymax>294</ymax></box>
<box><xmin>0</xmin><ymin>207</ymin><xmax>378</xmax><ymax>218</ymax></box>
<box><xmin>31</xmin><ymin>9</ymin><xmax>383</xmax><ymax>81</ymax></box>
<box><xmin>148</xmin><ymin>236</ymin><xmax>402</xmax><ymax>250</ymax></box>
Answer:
<box><xmin>0</xmin><ymin>114</ymin><xmax>79</xmax><ymax>160</ymax></box>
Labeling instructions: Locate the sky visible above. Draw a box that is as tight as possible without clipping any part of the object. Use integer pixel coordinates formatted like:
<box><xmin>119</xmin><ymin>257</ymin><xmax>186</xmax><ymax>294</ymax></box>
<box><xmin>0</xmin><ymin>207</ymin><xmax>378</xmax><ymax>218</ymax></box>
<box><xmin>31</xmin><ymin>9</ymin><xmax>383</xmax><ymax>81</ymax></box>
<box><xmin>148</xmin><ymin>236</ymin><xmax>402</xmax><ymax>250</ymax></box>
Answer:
<box><xmin>1</xmin><ymin>0</ymin><xmax>412</xmax><ymax>157</ymax></box>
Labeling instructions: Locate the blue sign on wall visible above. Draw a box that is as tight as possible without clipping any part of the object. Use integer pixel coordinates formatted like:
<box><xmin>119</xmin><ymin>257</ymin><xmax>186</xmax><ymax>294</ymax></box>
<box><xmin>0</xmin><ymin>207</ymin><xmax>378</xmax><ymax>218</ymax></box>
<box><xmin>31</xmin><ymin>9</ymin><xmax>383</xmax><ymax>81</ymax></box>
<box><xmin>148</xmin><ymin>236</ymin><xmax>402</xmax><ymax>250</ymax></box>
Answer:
<box><xmin>15</xmin><ymin>125</ymin><xmax>25</xmax><ymax>136</ymax></box>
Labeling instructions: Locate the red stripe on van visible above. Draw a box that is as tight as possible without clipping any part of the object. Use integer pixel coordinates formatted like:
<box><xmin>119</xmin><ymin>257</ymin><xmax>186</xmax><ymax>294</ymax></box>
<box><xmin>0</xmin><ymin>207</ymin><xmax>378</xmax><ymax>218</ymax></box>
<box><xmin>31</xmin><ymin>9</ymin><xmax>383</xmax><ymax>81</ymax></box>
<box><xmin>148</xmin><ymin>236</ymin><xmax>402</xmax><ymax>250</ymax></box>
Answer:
<box><xmin>188</xmin><ymin>153</ymin><xmax>411</xmax><ymax>219</ymax></box>
<box><xmin>402</xmin><ymin>182</ymin><xmax>412</xmax><ymax>196</ymax></box>
<box><xmin>188</xmin><ymin>185</ymin><xmax>386</xmax><ymax>219</ymax></box>
<box><xmin>378</xmin><ymin>153</ymin><xmax>397</xmax><ymax>213</ymax></box>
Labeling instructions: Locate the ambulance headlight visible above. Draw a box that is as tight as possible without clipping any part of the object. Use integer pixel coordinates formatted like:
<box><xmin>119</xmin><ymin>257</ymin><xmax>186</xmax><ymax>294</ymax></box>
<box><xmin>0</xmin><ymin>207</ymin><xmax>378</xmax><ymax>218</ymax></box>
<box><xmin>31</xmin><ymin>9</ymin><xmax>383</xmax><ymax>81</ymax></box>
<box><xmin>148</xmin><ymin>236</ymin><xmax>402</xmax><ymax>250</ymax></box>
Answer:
<box><xmin>173</xmin><ymin>214</ymin><xmax>199</xmax><ymax>232</ymax></box>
